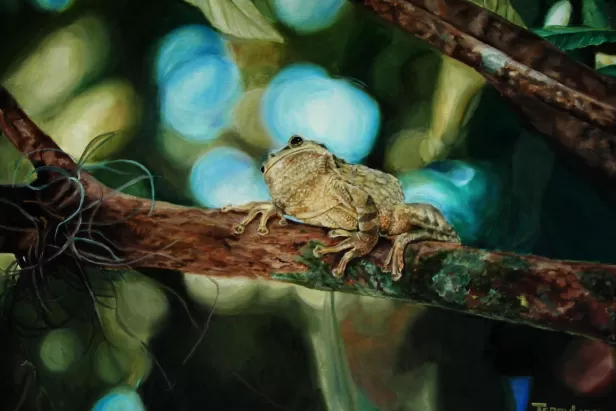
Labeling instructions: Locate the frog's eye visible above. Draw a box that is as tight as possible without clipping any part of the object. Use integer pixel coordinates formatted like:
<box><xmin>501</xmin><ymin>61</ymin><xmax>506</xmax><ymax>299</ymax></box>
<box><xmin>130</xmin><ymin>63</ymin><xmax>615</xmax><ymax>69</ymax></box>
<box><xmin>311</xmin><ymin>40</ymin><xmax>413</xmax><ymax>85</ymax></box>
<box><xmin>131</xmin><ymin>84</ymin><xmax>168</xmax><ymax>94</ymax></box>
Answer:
<box><xmin>260</xmin><ymin>165</ymin><xmax>265</xmax><ymax>173</ymax></box>
<box><xmin>288</xmin><ymin>135</ymin><xmax>303</xmax><ymax>147</ymax></box>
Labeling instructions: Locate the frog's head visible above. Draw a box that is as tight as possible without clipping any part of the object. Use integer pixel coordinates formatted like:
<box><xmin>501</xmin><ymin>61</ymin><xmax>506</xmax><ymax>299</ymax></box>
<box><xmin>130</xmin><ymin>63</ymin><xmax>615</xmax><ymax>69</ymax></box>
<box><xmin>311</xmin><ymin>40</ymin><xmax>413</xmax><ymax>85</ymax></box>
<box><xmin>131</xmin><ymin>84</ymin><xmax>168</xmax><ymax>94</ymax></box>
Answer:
<box><xmin>260</xmin><ymin>135</ymin><xmax>332</xmax><ymax>177</ymax></box>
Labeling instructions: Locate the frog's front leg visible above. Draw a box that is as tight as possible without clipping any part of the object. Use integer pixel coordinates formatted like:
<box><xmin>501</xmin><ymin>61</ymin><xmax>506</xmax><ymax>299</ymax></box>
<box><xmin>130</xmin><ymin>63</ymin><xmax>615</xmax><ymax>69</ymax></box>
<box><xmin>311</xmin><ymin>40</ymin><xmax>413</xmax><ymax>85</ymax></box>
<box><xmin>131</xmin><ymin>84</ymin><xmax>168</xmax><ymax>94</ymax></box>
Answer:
<box><xmin>313</xmin><ymin>183</ymin><xmax>379</xmax><ymax>278</ymax></box>
<box><xmin>221</xmin><ymin>201</ymin><xmax>287</xmax><ymax>235</ymax></box>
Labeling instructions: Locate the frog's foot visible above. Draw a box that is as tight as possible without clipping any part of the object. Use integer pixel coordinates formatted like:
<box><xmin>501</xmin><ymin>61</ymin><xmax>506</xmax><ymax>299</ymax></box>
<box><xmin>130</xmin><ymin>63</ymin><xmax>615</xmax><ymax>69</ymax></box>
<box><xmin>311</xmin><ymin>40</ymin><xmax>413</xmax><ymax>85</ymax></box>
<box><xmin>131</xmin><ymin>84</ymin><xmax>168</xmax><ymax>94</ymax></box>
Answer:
<box><xmin>383</xmin><ymin>229</ymin><xmax>437</xmax><ymax>281</ymax></box>
<box><xmin>222</xmin><ymin>201</ymin><xmax>286</xmax><ymax>235</ymax></box>
<box><xmin>313</xmin><ymin>233</ymin><xmax>378</xmax><ymax>278</ymax></box>
<box><xmin>327</xmin><ymin>229</ymin><xmax>352</xmax><ymax>239</ymax></box>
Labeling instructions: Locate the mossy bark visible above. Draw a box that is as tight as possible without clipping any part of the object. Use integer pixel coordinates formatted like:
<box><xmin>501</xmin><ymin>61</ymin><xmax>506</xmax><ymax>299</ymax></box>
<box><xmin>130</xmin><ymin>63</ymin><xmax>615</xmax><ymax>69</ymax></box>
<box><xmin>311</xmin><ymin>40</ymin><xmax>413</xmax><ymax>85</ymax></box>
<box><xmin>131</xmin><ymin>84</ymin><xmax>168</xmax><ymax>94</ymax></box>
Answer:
<box><xmin>273</xmin><ymin>241</ymin><xmax>616</xmax><ymax>344</ymax></box>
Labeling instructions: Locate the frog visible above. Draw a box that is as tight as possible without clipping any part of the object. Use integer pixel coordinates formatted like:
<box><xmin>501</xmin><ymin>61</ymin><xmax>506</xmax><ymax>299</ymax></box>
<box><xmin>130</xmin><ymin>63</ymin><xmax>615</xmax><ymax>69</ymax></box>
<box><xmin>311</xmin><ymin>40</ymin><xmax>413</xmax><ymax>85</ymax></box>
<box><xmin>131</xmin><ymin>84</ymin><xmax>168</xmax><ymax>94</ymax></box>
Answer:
<box><xmin>221</xmin><ymin>135</ymin><xmax>461</xmax><ymax>281</ymax></box>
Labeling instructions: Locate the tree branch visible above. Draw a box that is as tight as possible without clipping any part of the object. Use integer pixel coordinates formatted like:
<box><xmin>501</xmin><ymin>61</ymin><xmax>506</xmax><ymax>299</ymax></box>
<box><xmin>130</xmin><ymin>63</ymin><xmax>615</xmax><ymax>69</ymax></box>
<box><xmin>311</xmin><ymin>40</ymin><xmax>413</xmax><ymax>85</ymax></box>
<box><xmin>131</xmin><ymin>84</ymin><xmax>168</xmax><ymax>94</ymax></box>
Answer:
<box><xmin>0</xmin><ymin>87</ymin><xmax>77</xmax><ymax>172</ymax></box>
<box><xmin>1</xmin><ymin>86</ymin><xmax>616</xmax><ymax>344</ymax></box>
<box><xmin>350</xmin><ymin>0</ymin><xmax>616</xmax><ymax>179</ymax></box>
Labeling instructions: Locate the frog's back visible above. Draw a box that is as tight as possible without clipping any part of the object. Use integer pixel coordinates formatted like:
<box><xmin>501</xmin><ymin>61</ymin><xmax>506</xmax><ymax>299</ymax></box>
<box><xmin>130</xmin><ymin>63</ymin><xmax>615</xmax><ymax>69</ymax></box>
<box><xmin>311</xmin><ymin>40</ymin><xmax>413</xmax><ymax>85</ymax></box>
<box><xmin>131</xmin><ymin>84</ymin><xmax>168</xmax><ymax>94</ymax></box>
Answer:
<box><xmin>336</xmin><ymin>161</ymin><xmax>405</xmax><ymax>206</ymax></box>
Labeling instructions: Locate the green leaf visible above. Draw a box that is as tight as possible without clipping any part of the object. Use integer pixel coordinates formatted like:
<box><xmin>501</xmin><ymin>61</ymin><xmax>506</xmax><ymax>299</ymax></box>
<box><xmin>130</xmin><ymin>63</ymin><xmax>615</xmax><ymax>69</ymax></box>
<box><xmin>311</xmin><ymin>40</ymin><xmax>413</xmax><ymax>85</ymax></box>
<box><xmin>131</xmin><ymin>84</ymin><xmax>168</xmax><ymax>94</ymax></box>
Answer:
<box><xmin>185</xmin><ymin>0</ymin><xmax>284</xmax><ymax>43</ymax></box>
<box><xmin>509</xmin><ymin>0</ymin><xmax>544</xmax><ymax>27</ymax></box>
<box><xmin>582</xmin><ymin>0</ymin><xmax>616</xmax><ymax>29</ymax></box>
<box><xmin>533</xmin><ymin>25</ymin><xmax>616</xmax><ymax>50</ymax></box>
<box><xmin>597</xmin><ymin>64</ymin><xmax>616</xmax><ymax>77</ymax></box>
<box><xmin>468</xmin><ymin>0</ymin><xmax>526</xmax><ymax>27</ymax></box>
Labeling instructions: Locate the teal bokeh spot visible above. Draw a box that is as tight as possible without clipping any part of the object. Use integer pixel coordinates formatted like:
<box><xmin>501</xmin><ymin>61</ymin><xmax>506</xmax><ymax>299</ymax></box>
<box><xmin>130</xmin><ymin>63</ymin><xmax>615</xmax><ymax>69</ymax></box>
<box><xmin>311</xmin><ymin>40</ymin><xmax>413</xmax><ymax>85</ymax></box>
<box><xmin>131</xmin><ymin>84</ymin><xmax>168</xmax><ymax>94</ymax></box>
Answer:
<box><xmin>272</xmin><ymin>0</ymin><xmax>346</xmax><ymax>33</ymax></box>
<box><xmin>261</xmin><ymin>63</ymin><xmax>380</xmax><ymax>163</ymax></box>
<box><xmin>30</xmin><ymin>0</ymin><xmax>73</xmax><ymax>12</ymax></box>
<box><xmin>155</xmin><ymin>24</ymin><xmax>227</xmax><ymax>84</ymax></box>
<box><xmin>92</xmin><ymin>388</ymin><xmax>145</xmax><ymax>411</ymax></box>
<box><xmin>160</xmin><ymin>54</ymin><xmax>242</xmax><ymax>141</ymax></box>
<box><xmin>400</xmin><ymin>160</ymin><xmax>500</xmax><ymax>243</ymax></box>
<box><xmin>189</xmin><ymin>147</ymin><xmax>270</xmax><ymax>208</ymax></box>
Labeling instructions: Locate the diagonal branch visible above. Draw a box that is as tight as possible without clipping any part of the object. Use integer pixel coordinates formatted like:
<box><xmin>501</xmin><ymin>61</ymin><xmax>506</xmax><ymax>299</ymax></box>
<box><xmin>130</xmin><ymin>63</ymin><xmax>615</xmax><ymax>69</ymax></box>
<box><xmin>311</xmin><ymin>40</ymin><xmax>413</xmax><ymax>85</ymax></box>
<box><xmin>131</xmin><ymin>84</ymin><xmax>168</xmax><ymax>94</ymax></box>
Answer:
<box><xmin>0</xmin><ymin>88</ymin><xmax>77</xmax><ymax>172</ymax></box>
<box><xmin>350</xmin><ymin>0</ymin><xmax>616</xmax><ymax>179</ymax></box>
<box><xmin>0</xmin><ymin>87</ymin><xmax>616</xmax><ymax>345</ymax></box>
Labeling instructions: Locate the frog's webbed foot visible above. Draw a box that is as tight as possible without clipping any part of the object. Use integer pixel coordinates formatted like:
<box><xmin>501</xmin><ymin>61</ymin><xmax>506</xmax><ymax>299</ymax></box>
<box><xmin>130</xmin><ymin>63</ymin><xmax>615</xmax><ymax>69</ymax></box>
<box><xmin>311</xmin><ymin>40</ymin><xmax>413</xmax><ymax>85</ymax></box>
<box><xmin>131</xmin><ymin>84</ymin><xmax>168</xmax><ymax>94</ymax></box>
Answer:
<box><xmin>313</xmin><ymin>232</ymin><xmax>378</xmax><ymax>278</ymax></box>
<box><xmin>383</xmin><ymin>229</ymin><xmax>445</xmax><ymax>281</ymax></box>
<box><xmin>221</xmin><ymin>201</ymin><xmax>287</xmax><ymax>236</ymax></box>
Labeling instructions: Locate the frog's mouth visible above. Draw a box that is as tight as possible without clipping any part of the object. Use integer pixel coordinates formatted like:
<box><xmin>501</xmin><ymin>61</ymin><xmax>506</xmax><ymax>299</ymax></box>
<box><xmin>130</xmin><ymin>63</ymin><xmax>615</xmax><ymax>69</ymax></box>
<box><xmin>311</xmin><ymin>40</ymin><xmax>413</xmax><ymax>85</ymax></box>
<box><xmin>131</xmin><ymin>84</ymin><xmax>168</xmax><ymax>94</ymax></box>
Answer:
<box><xmin>262</xmin><ymin>146</ymin><xmax>316</xmax><ymax>175</ymax></box>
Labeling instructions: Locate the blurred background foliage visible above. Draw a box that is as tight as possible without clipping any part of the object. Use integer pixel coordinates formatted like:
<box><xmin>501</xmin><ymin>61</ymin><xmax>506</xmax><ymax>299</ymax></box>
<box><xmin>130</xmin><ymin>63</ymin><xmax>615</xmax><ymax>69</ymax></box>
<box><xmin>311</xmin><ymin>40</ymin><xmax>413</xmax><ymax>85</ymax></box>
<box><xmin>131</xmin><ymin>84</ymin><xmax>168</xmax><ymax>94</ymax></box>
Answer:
<box><xmin>1</xmin><ymin>0</ymin><xmax>616</xmax><ymax>410</ymax></box>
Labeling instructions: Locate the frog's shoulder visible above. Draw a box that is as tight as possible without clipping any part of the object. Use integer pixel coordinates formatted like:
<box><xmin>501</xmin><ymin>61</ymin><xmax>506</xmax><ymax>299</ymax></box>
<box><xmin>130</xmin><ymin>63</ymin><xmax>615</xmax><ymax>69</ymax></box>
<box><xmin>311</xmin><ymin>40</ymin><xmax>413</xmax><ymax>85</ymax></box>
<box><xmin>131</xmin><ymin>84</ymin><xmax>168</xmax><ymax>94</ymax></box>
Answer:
<box><xmin>333</xmin><ymin>157</ymin><xmax>405</xmax><ymax>204</ymax></box>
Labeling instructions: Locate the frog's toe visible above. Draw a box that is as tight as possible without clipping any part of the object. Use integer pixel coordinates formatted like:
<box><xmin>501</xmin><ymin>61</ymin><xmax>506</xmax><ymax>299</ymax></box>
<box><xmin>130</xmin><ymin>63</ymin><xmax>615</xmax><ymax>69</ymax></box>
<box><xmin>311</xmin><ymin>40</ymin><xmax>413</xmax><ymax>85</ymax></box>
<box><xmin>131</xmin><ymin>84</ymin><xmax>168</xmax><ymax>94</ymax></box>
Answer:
<box><xmin>327</xmin><ymin>229</ymin><xmax>351</xmax><ymax>239</ymax></box>
<box><xmin>278</xmin><ymin>217</ymin><xmax>288</xmax><ymax>226</ymax></box>
<box><xmin>331</xmin><ymin>265</ymin><xmax>345</xmax><ymax>278</ymax></box>
<box><xmin>313</xmin><ymin>245</ymin><xmax>324</xmax><ymax>258</ymax></box>
<box><xmin>232</xmin><ymin>224</ymin><xmax>245</xmax><ymax>235</ymax></box>
<box><xmin>257</xmin><ymin>226</ymin><xmax>269</xmax><ymax>236</ymax></box>
<box><xmin>390</xmin><ymin>265</ymin><xmax>403</xmax><ymax>281</ymax></box>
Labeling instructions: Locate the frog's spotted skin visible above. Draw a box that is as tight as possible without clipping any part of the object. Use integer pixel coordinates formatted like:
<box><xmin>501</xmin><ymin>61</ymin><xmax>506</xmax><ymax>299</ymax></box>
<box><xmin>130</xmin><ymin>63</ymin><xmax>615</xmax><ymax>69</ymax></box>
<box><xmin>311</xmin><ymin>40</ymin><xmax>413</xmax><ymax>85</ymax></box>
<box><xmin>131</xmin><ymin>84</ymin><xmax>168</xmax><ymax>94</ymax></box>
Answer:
<box><xmin>222</xmin><ymin>135</ymin><xmax>460</xmax><ymax>281</ymax></box>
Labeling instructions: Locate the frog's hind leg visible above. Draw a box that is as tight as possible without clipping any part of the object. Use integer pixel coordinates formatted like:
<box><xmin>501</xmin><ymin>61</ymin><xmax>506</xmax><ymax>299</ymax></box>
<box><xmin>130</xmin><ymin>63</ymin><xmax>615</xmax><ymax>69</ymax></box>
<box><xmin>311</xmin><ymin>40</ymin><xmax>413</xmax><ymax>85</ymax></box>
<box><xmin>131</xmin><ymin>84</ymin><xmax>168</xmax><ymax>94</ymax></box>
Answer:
<box><xmin>384</xmin><ymin>229</ymin><xmax>456</xmax><ymax>281</ymax></box>
<box><xmin>382</xmin><ymin>203</ymin><xmax>461</xmax><ymax>281</ymax></box>
<box><xmin>314</xmin><ymin>183</ymin><xmax>380</xmax><ymax>278</ymax></box>
<box><xmin>314</xmin><ymin>233</ymin><xmax>377</xmax><ymax>278</ymax></box>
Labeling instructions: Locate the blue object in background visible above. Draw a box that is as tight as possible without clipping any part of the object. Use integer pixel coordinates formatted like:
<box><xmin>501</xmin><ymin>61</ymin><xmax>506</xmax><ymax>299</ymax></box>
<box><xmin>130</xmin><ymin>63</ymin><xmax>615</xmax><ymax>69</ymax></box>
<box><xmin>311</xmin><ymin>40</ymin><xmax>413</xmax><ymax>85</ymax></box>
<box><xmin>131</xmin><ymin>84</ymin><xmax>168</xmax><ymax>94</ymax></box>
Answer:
<box><xmin>399</xmin><ymin>160</ymin><xmax>500</xmax><ymax>244</ymax></box>
<box><xmin>509</xmin><ymin>376</ymin><xmax>532</xmax><ymax>411</ymax></box>
<box><xmin>160</xmin><ymin>54</ymin><xmax>242</xmax><ymax>141</ymax></box>
<box><xmin>29</xmin><ymin>0</ymin><xmax>73</xmax><ymax>12</ymax></box>
<box><xmin>189</xmin><ymin>147</ymin><xmax>270</xmax><ymax>208</ymax></box>
<box><xmin>272</xmin><ymin>0</ymin><xmax>346</xmax><ymax>33</ymax></box>
<box><xmin>156</xmin><ymin>25</ymin><xmax>242</xmax><ymax>142</ymax></box>
<box><xmin>261</xmin><ymin>63</ymin><xmax>380</xmax><ymax>163</ymax></box>
<box><xmin>91</xmin><ymin>387</ymin><xmax>145</xmax><ymax>411</ymax></box>
<box><xmin>155</xmin><ymin>25</ymin><xmax>227</xmax><ymax>84</ymax></box>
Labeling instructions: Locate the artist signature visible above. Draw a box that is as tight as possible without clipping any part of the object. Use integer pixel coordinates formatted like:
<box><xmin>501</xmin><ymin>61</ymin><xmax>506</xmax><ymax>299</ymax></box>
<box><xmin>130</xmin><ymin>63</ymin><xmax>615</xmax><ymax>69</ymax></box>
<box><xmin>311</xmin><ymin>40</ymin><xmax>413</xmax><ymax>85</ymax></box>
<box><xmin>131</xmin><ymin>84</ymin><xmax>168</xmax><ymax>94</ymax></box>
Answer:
<box><xmin>530</xmin><ymin>402</ymin><xmax>601</xmax><ymax>411</ymax></box>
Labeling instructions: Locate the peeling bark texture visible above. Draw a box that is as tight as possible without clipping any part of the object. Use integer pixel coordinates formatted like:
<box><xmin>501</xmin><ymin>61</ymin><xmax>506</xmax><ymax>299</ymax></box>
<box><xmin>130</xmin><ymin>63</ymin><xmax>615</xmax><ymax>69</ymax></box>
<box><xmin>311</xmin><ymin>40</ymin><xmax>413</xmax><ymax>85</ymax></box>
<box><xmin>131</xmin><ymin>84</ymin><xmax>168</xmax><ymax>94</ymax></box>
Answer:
<box><xmin>1</xmin><ymin>87</ymin><xmax>616</xmax><ymax>345</ymax></box>
<box><xmin>350</xmin><ymin>0</ymin><xmax>616</xmax><ymax>179</ymax></box>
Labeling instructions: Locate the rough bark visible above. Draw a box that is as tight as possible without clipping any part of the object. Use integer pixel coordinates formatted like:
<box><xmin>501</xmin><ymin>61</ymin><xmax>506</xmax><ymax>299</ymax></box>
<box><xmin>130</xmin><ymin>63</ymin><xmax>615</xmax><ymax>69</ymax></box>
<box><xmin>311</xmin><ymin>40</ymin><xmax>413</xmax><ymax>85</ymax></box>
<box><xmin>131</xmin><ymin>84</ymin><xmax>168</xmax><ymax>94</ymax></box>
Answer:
<box><xmin>350</xmin><ymin>0</ymin><xmax>616</xmax><ymax>179</ymax></box>
<box><xmin>1</xmin><ymin>87</ymin><xmax>616</xmax><ymax>345</ymax></box>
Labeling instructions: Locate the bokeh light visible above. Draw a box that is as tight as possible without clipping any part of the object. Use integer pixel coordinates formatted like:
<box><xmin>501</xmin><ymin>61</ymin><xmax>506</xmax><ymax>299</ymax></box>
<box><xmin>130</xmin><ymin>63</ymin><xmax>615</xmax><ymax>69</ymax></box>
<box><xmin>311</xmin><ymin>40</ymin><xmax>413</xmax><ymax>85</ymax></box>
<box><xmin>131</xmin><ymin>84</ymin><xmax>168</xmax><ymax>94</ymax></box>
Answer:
<box><xmin>189</xmin><ymin>147</ymin><xmax>270</xmax><ymax>208</ymax></box>
<box><xmin>43</xmin><ymin>79</ymin><xmax>141</xmax><ymax>160</ymax></box>
<box><xmin>92</xmin><ymin>387</ymin><xmax>145</xmax><ymax>411</ymax></box>
<box><xmin>39</xmin><ymin>328</ymin><xmax>82</xmax><ymax>373</ymax></box>
<box><xmin>2</xmin><ymin>15</ymin><xmax>110</xmax><ymax>117</ymax></box>
<box><xmin>233</xmin><ymin>88</ymin><xmax>273</xmax><ymax>149</ymax></box>
<box><xmin>160</xmin><ymin>55</ymin><xmax>242</xmax><ymax>141</ymax></box>
<box><xmin>399</xmin><ymin>160</ymin><xmax>500</xmax><ymax>243</ymax></box>
<box><xmin>157</xmin><ymin>25</ymin><xmax>243</xmax><ymax>142</ymax></box>
<box><xmin>155</xmin><ymin>24</ymin><xmax>227</xmax><ymax>84</ymax></box>
<box><xmin>29</xmin><ymin>0</ymin><xmax>73</xmax><ymax>12</ymax></box>
<box><xmin>272</xmin><ymin>0</ymin><xmax>347</xmax><ymax>33</ymax></box>
<box><xmin>261</xmin><ymin>63</ymin><xmax>380</xmax><ymax>163</ymax></box>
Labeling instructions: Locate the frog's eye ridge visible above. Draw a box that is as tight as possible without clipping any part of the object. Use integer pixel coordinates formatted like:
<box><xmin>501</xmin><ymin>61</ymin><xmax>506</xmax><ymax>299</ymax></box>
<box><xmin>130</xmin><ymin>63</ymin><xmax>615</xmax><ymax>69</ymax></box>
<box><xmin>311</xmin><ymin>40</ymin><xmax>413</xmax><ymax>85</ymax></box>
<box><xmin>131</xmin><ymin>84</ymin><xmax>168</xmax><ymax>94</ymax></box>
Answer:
<box><xmin>289</xmin><ymin>135</ymin><xmax>303</xmax><ymax>147</ymax></box>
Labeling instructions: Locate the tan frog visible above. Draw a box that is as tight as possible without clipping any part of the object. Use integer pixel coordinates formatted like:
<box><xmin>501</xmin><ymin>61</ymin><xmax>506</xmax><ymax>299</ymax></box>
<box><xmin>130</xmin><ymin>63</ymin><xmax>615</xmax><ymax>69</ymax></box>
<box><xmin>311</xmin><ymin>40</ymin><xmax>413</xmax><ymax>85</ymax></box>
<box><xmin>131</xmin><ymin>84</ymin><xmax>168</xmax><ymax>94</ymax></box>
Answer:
<box><xmin>222</xmin><ymin>135</ymin><xmax>461</xmax><ymax>280</ymax></box>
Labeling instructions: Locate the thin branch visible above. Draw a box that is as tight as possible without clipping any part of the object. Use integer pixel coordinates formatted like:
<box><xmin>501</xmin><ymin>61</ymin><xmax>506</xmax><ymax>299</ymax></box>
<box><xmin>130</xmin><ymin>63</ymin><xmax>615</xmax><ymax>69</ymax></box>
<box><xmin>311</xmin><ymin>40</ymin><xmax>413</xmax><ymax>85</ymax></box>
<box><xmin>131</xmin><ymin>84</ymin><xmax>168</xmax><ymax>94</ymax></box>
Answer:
<box><xmin>350</xmin><ymin>0</ymin><xmax>616</xmax><ymax>179</ymax></box>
